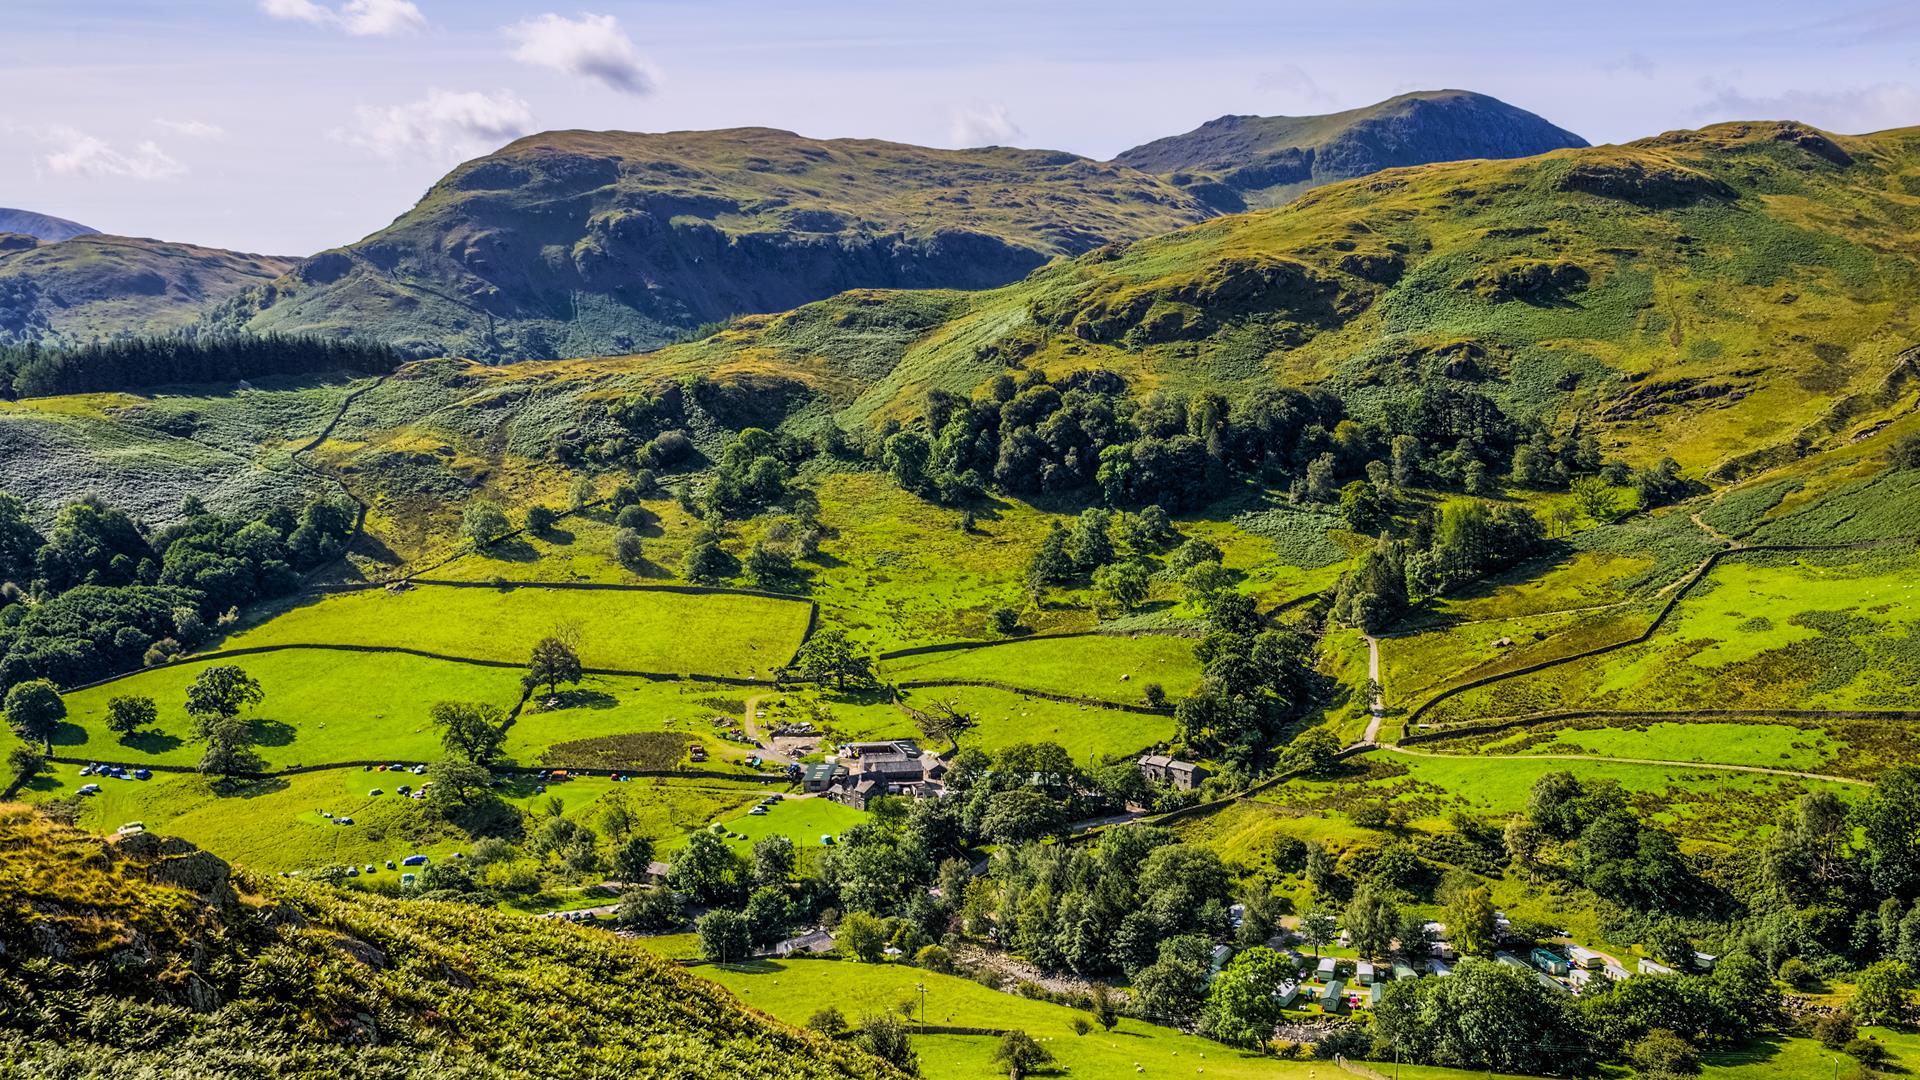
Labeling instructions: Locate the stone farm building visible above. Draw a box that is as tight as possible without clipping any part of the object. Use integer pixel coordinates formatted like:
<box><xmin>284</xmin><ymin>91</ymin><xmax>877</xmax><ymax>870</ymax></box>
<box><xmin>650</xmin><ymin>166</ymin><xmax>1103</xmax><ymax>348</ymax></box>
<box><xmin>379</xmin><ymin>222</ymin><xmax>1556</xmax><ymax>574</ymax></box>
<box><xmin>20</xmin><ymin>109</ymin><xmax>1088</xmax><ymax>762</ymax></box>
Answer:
<box><xmin>807</xmin><ymin>741</ymin><xmax>946</xmax><ymax>809</ymax></box>
<box><xmin>1138</xmin><ymin>754</ymin><xmax>1209</xmax><ymax>790</ymax></box>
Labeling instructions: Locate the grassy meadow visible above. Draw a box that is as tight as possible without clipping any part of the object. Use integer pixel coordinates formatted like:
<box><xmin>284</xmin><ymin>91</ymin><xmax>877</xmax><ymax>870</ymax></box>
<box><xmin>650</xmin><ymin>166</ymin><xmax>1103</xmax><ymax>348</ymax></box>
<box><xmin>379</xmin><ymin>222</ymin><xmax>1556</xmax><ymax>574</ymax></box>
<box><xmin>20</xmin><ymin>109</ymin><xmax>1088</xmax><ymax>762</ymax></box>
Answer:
<box><xmin>222</xmin><ymin>583</ymin><xmax>812</xmax><ymax>678</ymax></box>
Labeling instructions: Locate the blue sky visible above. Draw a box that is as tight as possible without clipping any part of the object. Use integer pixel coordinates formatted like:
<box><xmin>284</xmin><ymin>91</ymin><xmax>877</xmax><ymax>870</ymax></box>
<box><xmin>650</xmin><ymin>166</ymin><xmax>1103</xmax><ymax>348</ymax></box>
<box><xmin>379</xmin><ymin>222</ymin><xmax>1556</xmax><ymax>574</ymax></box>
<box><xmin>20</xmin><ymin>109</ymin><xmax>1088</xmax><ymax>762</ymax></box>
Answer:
<box><xmin>6</xmin><ymin>1</ymin><xmax>1919</xmax><ymax>253</ymax></box>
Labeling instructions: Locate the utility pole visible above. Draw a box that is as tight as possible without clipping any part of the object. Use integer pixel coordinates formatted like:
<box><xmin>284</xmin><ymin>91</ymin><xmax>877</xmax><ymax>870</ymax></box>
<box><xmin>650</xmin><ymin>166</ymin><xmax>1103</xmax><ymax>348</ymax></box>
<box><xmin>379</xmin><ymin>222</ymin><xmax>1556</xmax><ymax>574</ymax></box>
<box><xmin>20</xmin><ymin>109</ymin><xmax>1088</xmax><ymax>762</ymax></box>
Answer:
<box><xmin>917</xmin><ymin>982</ymin><xmax>928</xmax><ymax>1027</ymax></box>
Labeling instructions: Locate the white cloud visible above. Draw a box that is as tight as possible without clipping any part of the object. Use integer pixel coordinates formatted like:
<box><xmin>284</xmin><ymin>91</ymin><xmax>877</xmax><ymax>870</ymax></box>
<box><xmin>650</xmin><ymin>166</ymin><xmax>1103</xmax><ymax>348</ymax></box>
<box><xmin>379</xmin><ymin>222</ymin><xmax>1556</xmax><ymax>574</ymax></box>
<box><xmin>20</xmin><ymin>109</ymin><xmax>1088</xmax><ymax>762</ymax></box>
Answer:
<box><xmin>949</xmin><ymin>103</ymin><xmax>1022</xmax><ymax>146</ymax></box>
<box><xmin>42</xmin><ymin>128</ymin><xmax>186</xmax><ymax>181</ymax></box>
<box><xmin>259</xmin><ymin>0</ymin><xmax>424</xmax><ymax>37</ymax></box>
<box><xmin>155</xmin><ymin>118</ymin><xmax>226</xmax><ymax>139</ymax></box>
<box><xmin>1693</xmin><ymin>81</ymin><xmax>1920</xmax><ymax>134</ymax></box>
<box><xmin>339</xmin><ymin>89</ymin><xmax>535</xmax><ymax>161</ymax></box>
<box><xmin>508</xmin><ymin>13</ymin><xmax>658</xmax><ymax>96</ymax></box>
<box><xmin>340</xmin><ymin>0</ymin><xmax>426</xmax><ymax>37</ymax></box>
<box><xmin>260</xmin><ymin>0</ymin><xmax>331</xmax><ymax>24</ymax></box>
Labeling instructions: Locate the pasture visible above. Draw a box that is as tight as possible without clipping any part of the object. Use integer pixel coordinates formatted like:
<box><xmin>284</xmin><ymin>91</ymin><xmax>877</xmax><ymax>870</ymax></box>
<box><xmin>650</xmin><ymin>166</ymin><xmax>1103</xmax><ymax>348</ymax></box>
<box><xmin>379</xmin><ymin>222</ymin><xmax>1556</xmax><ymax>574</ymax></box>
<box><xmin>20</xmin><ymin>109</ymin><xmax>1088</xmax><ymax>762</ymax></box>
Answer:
<box><xmin>881</xmin><ymin>632</ymin><xmax>1202</xmax><ymax>703</ymax></box>
<box><xmin>698</xmin><ymin>958</ymin><xmax>1537</xmax><ymax>1080</ymax></box>
<box><xmin>6</xmin><ymin>649</ymin><xmax>526</xmax><ymax>771</ymax></box>
<box><xmin>222</xmin><ymin>582</ymin><xmax>812</xmax><ymax>678</ymax></box>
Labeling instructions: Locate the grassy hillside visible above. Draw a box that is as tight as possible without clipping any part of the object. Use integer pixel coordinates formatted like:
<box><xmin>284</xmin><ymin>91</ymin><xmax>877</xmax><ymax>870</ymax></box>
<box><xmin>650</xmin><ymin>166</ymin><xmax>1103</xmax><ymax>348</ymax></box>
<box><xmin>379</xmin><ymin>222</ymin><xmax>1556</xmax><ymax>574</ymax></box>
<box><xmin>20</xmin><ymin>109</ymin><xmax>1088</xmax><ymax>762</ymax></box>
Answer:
<box><xmin>0</xmin><ymin>233</ymin><xmax>292</xmax><ymax>344</ymax></box>
<box><xmin>0</xmin><ymin>805</ymin><xmax>901</xmax><ymax>1078</ymax></box>
<box><xmin>1113</xmin><ymin>89</ymin><xmax>1588</xmax><ymax>210</ymax></box>
<box><xmin>228</xmin><ymin>128</ymin><xmax>1217</xmax><ymax>361</ymax></box>
<box><xmin>623</xmin><ymin>120</ymin><xmax>1920</xmax><ymax>477</ymax></box>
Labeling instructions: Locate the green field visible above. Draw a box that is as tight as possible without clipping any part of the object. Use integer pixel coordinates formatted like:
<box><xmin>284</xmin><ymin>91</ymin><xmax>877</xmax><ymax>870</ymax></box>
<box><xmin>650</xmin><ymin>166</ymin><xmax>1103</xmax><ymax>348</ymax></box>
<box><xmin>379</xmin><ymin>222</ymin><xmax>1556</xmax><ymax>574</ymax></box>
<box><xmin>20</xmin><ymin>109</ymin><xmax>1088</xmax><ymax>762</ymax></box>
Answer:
<box><xmin>501</xmin><ymin>676</ymin><xmax>764</xmax><ymax>770</ymax></box>
<box><xmin>1480</xmin><ymin>720</ymin><xmax>1847</xmax><ymax>773</ymax></box>
<box><xmin>666</xmin><ymin>795</ymin><xmax>871</xmax><ymax>865</ymax></box>
<box><xmin>5</xmin><ymin>649</ymin><xmax>526</xmax><ymax>771</ymax></box>
<box><xmin>699</xmin><ymin>958</ymin><xmax>1533</xmax><ymax>1080</ymax></box>
<box><xmin>816</xmin><ymin>685</ymin><xmax>1176</xmax><ymax>762</ymax></box>
<box><xmin>22</xmin><ymin>765</ymin><xmax>470</xmax><ymax>873</ymax></box>
<box><xmin>1425</xmin><ymin>547</ymin><xmax>1920</xmax><ymax>722</ymax></box>
<box><xmin>882</xmin><ymin>633</ymin><xmax>1203</xmax><ymax>703</ymax></box>
<box><xmin>221</xmin><ymin>583</ymin><xmax>812</xmax><ymax>678</ymax></box>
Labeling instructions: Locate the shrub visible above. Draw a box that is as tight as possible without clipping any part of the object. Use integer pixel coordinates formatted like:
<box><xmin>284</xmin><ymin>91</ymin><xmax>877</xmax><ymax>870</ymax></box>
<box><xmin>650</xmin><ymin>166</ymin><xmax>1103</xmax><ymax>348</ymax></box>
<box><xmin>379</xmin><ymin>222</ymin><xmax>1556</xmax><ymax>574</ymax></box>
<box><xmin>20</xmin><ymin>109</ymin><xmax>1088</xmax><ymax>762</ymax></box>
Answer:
<box><xmin>989</xmin><ymin>607</ymin><xmax>1020</xmax><ymax>636</ymax></box>
<box><xmin>914</xmin><ymin>944</ymin><xmax>954</xmax><ymax>973</ymax></box>
<box><xmin>1815</xmin><ymin>1008</ymin><xmax>1857</xmax><ymax>1050</ymax></box>
<box><xmin>1778</xmin><ymin>956</ymin><xmax>1818</xmax><ymax>991</ymax></box>
<box><xmin>806</xmin><ymin>1007</ymin><xmax>845</xmax><ymax>1035</ymax></box>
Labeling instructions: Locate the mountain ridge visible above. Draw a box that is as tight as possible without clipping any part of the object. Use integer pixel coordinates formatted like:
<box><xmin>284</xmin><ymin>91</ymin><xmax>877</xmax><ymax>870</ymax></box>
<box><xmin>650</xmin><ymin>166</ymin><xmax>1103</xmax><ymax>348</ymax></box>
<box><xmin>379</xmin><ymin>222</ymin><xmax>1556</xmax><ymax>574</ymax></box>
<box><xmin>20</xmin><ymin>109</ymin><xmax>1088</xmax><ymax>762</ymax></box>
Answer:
<box><xmin>1112</xmin><ymin>89</ymin><xmax>1589</xmax><ymax>210</ymax></box>
<box><xmin>0</xmin><ymin>207</ymin><xmax>98</xmax><ymax>243</ymax></box>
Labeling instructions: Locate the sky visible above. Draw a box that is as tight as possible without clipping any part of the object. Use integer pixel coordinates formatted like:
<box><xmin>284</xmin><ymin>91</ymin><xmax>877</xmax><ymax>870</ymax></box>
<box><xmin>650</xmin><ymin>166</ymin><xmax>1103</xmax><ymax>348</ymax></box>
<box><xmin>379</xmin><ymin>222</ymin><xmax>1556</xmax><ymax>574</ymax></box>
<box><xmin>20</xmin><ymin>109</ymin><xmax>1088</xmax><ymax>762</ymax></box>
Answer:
<box><xmin>6</xmin><ymin>1</ymin><xmax>1920</xmax><ymax>255</ymax></box>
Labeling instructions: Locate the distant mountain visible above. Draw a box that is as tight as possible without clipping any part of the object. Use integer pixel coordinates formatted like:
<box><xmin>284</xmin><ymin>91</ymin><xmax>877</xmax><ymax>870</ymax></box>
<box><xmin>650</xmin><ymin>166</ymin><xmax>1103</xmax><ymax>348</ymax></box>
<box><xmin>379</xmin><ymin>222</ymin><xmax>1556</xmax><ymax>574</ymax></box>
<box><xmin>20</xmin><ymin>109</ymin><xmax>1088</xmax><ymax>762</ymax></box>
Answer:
<box><xmin>0</xmin><ymin>234</ymin><xmax>293</xmax><ymax>345</ymax></box>
<box><xmin>0</xmin><ymin>207</ymin><xmax>98</xmax><ymax>243</ymax></box>
<box><xmin>228</xmin><ymin>128</ymin><xmax>1216</xmax><ymax>361</ymax></box>
<box><xmin>1113</xmin><ymin>89</ymin><xmax>1588</xmax><ymax>211</ymax></box>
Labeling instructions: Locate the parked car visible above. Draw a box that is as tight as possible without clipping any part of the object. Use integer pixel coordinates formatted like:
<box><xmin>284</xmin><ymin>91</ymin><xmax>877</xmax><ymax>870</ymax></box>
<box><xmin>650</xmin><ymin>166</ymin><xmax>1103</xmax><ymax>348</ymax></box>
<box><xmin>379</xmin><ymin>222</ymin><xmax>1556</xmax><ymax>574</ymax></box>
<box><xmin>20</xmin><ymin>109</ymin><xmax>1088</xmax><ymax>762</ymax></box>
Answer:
<box><xmin>133</xmin><ymin>769</ymin><xmax>152</xmax><ymax>780</ymax></box>
<box><xmin>78</xmin><ymin>784</ymin><xmax>101</xmax><ymax>795</ymax></box>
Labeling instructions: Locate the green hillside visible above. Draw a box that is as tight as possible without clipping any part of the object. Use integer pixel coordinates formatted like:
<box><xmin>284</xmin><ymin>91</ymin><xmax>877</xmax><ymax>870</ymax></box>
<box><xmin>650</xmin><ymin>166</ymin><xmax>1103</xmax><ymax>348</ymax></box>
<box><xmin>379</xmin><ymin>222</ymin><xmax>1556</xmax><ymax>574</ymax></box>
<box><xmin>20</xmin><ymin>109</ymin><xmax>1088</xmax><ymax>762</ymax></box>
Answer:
<box><xmin>1112</xmin><ymin>89</ymin><xmax>1589</xmax><ymax>210</ymax></box>
<box><xmin>226</xmin><ymin>128</ymin><xmax>1217</xmax><ymax>361</ymax></box>
<box><xmin>0</xmin><ymin>234</ymin><xmax>293</xmax><ymax>345</ymax></box>
<box><xmin>0</xmin><ymin>805</ymin><xmax>901</xmax><ymax>1078</ymax></box>
<box><xmin>625</xmin><ymin>119</ymin><xmax>1920</xmax><ymax>477</ymax></box>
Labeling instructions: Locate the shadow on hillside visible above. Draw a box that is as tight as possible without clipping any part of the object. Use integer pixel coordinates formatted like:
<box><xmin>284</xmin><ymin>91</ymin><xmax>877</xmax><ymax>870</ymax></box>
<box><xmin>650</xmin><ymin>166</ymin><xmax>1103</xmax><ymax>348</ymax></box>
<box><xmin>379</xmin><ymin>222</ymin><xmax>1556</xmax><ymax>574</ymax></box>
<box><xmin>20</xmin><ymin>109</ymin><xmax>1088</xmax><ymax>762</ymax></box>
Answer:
<box><xmin>482</xmin><ymin>537</ymin><xmax>540</xmax><ymax>563</ymax></box>
<box><xmin>121</xmin><ymin>730</ymin><xmax>184</xmax><ymax>755</ymax></box>
<box><xmin>213</xmin><ymin>775</ymin><xmax>289</xmax><ymax>799</ymax></box>
<box><xmin>47</xmin><ymin>721</ymin><xmax>88</xmax><ymax>750</ymax></box>
<box><xmin>248</xmin><ymin>718</ymin><xmax>297</xmax><ymax>748</ymax></box>
<box><xmin>542</xmin><ymin>689</ymin><xmax>618</xmax><ymax>712</ymax></box>
<box><xmin>532</xmin><ymin>526</ymin><xmax>575</xmax><ymax>546</ymax></box>
<box><xmin>804</xmin><ymin>550</ymin><xmax>848</xmax><ymax>570</ymax></box>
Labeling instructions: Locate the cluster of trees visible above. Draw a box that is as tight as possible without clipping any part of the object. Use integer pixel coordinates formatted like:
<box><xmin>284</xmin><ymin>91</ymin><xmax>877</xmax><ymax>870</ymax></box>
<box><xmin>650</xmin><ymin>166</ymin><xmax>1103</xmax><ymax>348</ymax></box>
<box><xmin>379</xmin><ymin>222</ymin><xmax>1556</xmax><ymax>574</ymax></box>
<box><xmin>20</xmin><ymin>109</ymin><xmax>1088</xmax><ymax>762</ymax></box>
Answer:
<box><xmin>1024</xmin><ymin>505</ymin><xmax>1179</xmax><ymax>611</ymax></box>
<box><xmin>1331</xmin><ymin>497</ymin><xmax>1547</xmax><ymax>632</ymax></box>
<box><xmin>972</xmin><ymin>826</ymin><xmax>1236</xmax><ymax>989</ymax></box>
<box><xmin>2</xmin><ymin>663</ymin><xmax>267</xmax><ymax>779</ymax></box>
<box><xmin>1174</xmin><ymin>592</ymin><xmax>1317</xmax><ymax>764</ymax></box>
<box><xmin>0</xmin><ymin>492</ymin><xmax>355</xmax><ymax>693</ymax></box>
<box><xmin>871</xmin><ymin>370</ymin><xmax>1623</xmax><ymax>515</ymax></box>
<box><xmin>1505</xmin><ymin>772</ymin><xmax>1701</xmax><ymax>914</ymax></box>
<box><xmin>0</xmin><ymin>333</ymin><xmax>396</xmax><ymax>399</ymax></box>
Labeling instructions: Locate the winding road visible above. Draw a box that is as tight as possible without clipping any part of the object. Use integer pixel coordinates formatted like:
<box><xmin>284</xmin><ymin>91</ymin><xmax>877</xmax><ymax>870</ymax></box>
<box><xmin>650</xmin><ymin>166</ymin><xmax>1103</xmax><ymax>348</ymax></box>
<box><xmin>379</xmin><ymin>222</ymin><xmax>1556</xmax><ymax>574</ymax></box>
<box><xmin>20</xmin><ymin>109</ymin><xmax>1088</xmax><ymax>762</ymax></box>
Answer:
<box><xmin>1361</xmin><ymin>635</ymin><xmax>1385</xmax><ymax>746</ymax></box>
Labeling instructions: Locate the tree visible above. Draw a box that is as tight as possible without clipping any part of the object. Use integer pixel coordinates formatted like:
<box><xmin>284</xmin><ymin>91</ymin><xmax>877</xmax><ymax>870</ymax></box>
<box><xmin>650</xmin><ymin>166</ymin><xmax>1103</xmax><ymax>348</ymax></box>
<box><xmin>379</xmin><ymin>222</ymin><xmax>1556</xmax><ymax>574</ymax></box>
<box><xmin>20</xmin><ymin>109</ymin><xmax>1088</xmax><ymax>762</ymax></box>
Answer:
<box><xmin>613</xmin><ymin>528</ymin><xmax>645</xmax><ymax>571</ymax></box>
<box><xmin>743</xmin><ymin>541</ymin><xmax>793</xmax><ymax>588</ymax></box>
<box><xmin>7</xmin><ymin>747</ymin><xmax>45</xmax><ymax>784</ymax></box>
<box><xmin>1446</xmin><ymin>885</ymin><xmax>1497</xmax><ymax>958</ymax></box>
<box><xmin>806</xmin><ymin>1007</ymin><xmax>847</xmax><ymax>1035</ymax></box>
<box><xmin>105</xmin><ymin>695</ymin><xmax>157</xmax><ymax>738</ymax></box>
<box><xmin>1628</xmin><ymin>1028</ymin><xmax>1699</xmax><ymax>1078</ymax></box>
<box><xmin>461</xmin><ymin>498</ymin><xmax>511</xmax><ymax>547</ymax></box>
<box><xmin>524</xmin><ymin>636</ymin><xmax>583</xmax><ymax>696</ymax></box>
<box><xmin>789</xmin><ymin>627</ymin><xmax>874</xmax><ymax>691</ymax></box>
<box><xmin>1090</xmin><ymin>980</ymin><xmax>1121</xmax><ymax>1030</ymax></box>
<box><xmin>568</xmin><ymin>475</ymin><xmax>597</xmax><ymax>510</ymax></box>
<box><xmin>1299</xmin><ymin>907</ymin><xmax>1338</xmax><ymax>959</ymax></box>
<box><xmin>855</xmin><ymin>1013</ymin><xmax>918</xmax><ymax>1074</ymax></box>
<box><xmin>883</xmin><ymin>431</ymin><xmax>932</xmax><ymax>494</ymax></box>
<box><xmin>750</xmin><ymin>834</ymin><xmax>796</xmax><ymax>886</ymax></box>
<box><xmin>613</xmin><ymin>886</ymin><xmax>683</xmax><ymax>931</ymax></box>
<box><xmin>3</xmin><ymin>680</ymin><xmax>65</xmax><ymax>751</ymax></box>
<box><xmin>742</xmin><ymin>886</ymin><xmax>797</xmax><ymax>947</ymax></box>
<box><xmin>197</xmin><ymin>716</ymin><xmax>258</xmax><ymax>777</ymax></box>
<box><xmin>915</xmin><ymin>698</ymin><xmax>978</xmax><ymax>752</ymax></box>
<box><xmin>524</xmin><ymin>505</ymin><xmax>558</xmax><ymax>534</ymax></box>
<box><xmin>1371</xmin><ymin>957</ymin><xmax>1587</xmax><ymax>1076</ymax></box>
<box><xmin>1182</xmin><ymin>560</ymin><xmax>1236</xmax><ymax>606</ymax></box>
<box><xmin>611</xmin><ymin>834</ymin><xmax>657</xmax><ymax>885</ymax></box>
<box><xmin>667</xmin><ymin>830</ymin><xmax>743</xmax><ymax>905</ymax></box>
<box><xmin>1344</xmin><ymin>884</ymin><xmax>1400</xmax><ymax>959</ymax></box>
<box><xmin>430</xmin><ymin>700</ymin><xmax>506</xmax><ymax>763</ymax></box>
<box><xmin>1092</xmin><ymin>560</ymin><xmax>1149</xmax><ymax>613</ymax></box>
<box><xmin>1859</xmin><ymin>766</ymin><xmax>1920</xmax><ymax>900</ymax></box>
<box><xmin>1853</xmin><ymin>960</ymin><xmax>1913</xmax><ymax>1026</ymax></box>
<box><xmin>1339</xmin><ymin>479</ymin><xmax>1383</xmax><ymax>532</ymax></box>
<box><xmin>422</xmin><ymin>755</ymin><xmax>493</xmax><ymax>818</ymax></box>
<box><xmin>1279</xmin><ymin>728</ymin><xmax>1342</xmax><ymax>775</ymax></box>
<box><xmin>981</xmin><ymin>789</ymin><xmax>1066</xmax><ymax>845</ymax></box>
<box><xmin>1067</xmin><ymin>508</ymin><xmax>1115</xmax><ymax>570</ymax></box>
<box><xmin>992</xmin><ymin>1031</ymin><xmax>1051</xmax><ymax>1080</ymax></box>
<box><xmin>839</xmin><ymin>911</ymin><xmax>888</xmax><ymax>963</ymax></box>
<box><xmin>1203</xmin><ymin>946</ymin><xmax>1293</xmax><ymax>1047</ymax></box>
<box><xmin>696</xmin><ymin>908</ymin><xmax>752</xmax><ymax>962</ymax></box>
<box><xmin>183</xmin><ymin>665</ymin><xmax>263</xmax><ymax>734</ymax></box>
<box><xmin>1570</xmin><ymin>475</ymin><xmax>1621</xmax><ymax>524</ymax></box>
